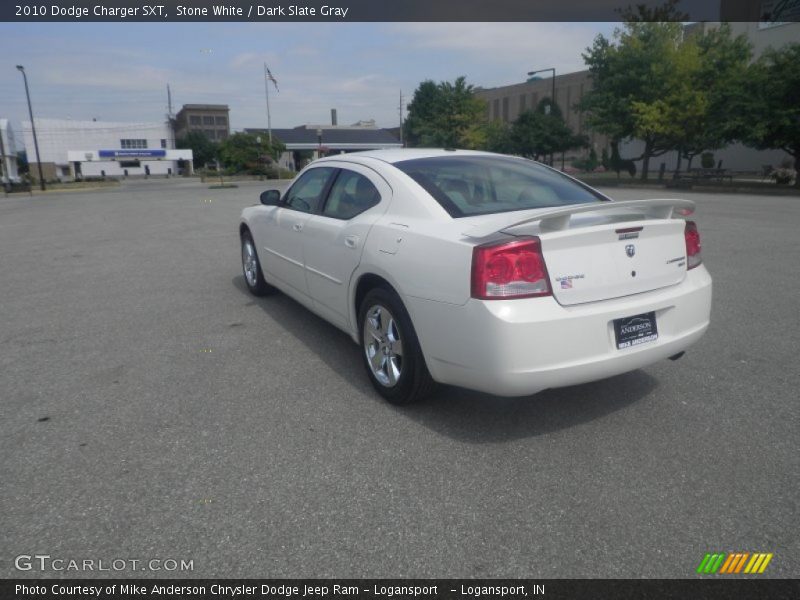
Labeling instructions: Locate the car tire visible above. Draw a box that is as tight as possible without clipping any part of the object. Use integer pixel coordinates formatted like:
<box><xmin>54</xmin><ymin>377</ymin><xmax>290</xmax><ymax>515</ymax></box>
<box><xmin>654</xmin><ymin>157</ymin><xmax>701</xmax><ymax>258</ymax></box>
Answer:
<box><xmin>241</xmin><ymin>230</ymin><xmax>275</xmax><ymax>296</ymax></box>
<box><xmin>359</xmin><ymin>287</ymin><xmax>435</xmax><ymax>405</ymax></box>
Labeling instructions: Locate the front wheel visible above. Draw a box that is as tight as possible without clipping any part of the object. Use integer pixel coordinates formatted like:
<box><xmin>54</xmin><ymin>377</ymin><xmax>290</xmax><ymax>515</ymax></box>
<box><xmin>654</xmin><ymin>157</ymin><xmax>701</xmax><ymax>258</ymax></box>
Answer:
<box><xmin>359</xmin><ymin>288</ymin><xmax>435</xmax><ymax>405</ymax></box>
<box><xmin>241</xmin><ymin>230</ymin><xmax>275</xmax><ymax>296</ymax></box>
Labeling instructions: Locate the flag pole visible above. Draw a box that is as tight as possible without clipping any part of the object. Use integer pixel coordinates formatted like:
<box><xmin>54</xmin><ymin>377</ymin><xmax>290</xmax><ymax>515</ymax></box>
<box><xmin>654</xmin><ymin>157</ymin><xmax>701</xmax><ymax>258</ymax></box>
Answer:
<box><xmin>263</xmin><ymin>63</ymin><xmax>272</xmax><ymax>145</ymax></box>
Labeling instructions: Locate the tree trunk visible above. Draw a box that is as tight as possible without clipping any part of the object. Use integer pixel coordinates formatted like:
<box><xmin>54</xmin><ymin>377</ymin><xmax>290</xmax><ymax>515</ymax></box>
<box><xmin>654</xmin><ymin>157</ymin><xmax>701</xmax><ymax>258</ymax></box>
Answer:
<box><xmin>674</xmin><ymin>146</ymin><xmax>683</xmax><ymax>178</ymax></box>
<box><xmin>640</xmin><ymin>139</ymin><xmax>652</xmax><ymax>181</ymax></box>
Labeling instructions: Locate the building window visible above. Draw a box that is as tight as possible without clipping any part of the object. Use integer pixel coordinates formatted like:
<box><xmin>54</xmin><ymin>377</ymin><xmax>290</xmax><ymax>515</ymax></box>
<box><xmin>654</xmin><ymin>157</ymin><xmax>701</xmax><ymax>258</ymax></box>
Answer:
<box><xmin>215</xmin><ymin>116</ymin><xmax>227</xmax><ymax>126</ymax></box>
<box><xmin>120</xmin><ymin>139</ymin><xmax>147</xmax><ymax>149</ymax></box>
<box><xmin>519</xmin><ymin>94</ymin><xmax>527</xmax><ymax>113</ymax></box>
<box><xmin>189</xmin><ymin>115</ymin><xmax>202</xmax><ymax>125</ymax></box>
<box><xmin>493</xmin><ymin>99</ymin><xmax>500</xmax><ymax>120</ymax></box>
<box><xmin>203</xmin><ymin>116</ymin><xmax>215</xmax><ymax>125</ymax></box>
<box><xmin>502</xmin><ymin>97</ymin><xmax>509</xmax><ymax>122</ymax></box>
<box><xmin>216</xmin><ymin>130</ymin><xmax>228</xmax><ymax>140</ymax></box>
<box><xmin>161</xmin><ymin>139</ymin><xmax>167</xmax><ymax>148</ymax></box>
<box><xmin>203</xmin><ymin>129</ymin><xmax>216</xmax><ymax>140</ymax></box>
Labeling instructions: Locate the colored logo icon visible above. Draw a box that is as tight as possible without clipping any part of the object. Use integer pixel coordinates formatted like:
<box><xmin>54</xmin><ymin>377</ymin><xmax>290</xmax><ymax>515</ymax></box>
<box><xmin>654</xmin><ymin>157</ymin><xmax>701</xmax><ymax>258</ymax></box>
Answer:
<box><xmin>697</xmin><ymin>552</ymin><xmax>773</xmax><ymax>574</ymax></box>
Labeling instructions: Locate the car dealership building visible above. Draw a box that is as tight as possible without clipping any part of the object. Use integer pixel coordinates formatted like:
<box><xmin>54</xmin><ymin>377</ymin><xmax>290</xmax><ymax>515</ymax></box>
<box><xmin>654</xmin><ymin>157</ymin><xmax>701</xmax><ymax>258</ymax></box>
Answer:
<box><xmin>20</xmin><ymin>118</ymin><xmax>193</xmax><ymax>181</ymax></box>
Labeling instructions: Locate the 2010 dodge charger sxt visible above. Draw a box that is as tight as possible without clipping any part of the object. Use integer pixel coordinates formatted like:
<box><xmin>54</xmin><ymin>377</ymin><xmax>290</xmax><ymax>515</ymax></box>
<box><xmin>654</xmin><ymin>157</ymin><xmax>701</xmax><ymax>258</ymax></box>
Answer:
<box><xmin>239</xmin><ymin>149</ymin><xmax>712</xmax><ymax>404</ymax></box>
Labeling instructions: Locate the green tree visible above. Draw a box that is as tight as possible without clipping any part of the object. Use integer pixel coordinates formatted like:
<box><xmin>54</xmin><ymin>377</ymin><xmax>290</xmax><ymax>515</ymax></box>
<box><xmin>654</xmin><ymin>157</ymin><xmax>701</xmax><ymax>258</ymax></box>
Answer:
<box><xmin>740</xmin><ymin>43</ymin><xmax>800</xmax><ymax>187</ymax></box>
<box><xmin>510</xmin><ymin>100</ymin><xmax>586</xmax><ymax>162</ymax></box>
<box><xmin>581</xmin><ymin>21</ymin><xmax>754</xmax><ymax>180</ymax></box>
<box><xmin>218</xmin><ymin>133</ymin><xmax>285</xmax><ymax>173</ymax></box>
<box><xmin>582</xmin><ymin>21</ymin><xmax>754</xmax><ymax>178</ymax></box>
<box><xmin>627</xmin><ymin>34</ymin><xmax>708</xmax><ymax>176</ymax></box>
<box><xmin>403</xmin><ymin>80</ymin><xmax>439</xmax><ymax>147</ymax></box>
<box><xmin>176</xmin><ymin>131</ymin><xmax>219</xmax><ymax>168</ymax></box>
<box><xmin>483</xmin><ymin>119</ymin><xmax>515</xmax><ymax>154</ymax></box>
<box><xmin>580</xmin><ymin>22</ymin><xmax>695</xmax><ymax>179</ymax></box>
<box><xmin>679</xmin><ymin>24</ymin><xmax>752</xmax><ymax>172</ymax></box>
<box><xmin>404</xmin><ymin>76</ymin><xmax>488</xmax><ymax>149</ymax></box>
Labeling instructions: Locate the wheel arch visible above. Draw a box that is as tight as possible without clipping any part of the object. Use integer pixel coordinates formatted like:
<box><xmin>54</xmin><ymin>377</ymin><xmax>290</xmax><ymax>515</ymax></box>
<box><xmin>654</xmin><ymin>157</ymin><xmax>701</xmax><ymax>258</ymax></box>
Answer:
<box><xmin>349</xmin><ymin>269</ymin><xmax>403</xmax><ymax>343</ymax></box>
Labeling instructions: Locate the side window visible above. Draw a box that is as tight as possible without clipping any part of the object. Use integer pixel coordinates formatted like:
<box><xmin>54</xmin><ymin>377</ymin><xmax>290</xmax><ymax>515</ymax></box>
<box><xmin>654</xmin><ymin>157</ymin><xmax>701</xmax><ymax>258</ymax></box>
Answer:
<box><xmin>283</xmin><ymin>167</ymin><xmax>335</xmax><ymax>213</ymax></box>
<box><xmin>322</xmin><ymin>170</ymin><xmax>381</xmax><ymax>220</ymax></box>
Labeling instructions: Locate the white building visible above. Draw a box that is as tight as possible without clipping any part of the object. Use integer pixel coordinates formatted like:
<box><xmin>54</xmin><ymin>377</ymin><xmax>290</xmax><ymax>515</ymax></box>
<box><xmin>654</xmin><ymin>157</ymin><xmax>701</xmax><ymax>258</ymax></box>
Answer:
<box><xmin>20</xmin><ymin>118</ymin><xmax>193</xmax><ymax>181</ymax></box>
<box><xmin>0</xmin><ymin>119</ymin><xmax>20</xmax><ymax>184</ymax></box>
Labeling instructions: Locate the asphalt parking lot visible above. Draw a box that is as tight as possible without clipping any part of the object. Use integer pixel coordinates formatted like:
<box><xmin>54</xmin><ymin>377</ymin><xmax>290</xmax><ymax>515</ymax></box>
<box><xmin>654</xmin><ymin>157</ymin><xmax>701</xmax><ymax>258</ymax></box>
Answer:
<box><xmin>1</xmin><ymin>178</ymin><xmax>797</xmax><ymax>578</ymax></box>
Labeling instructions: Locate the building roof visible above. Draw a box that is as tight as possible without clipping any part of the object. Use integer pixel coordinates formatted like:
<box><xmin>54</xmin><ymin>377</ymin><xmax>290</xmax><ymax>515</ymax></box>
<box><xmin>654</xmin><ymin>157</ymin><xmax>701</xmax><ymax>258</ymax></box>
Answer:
<box><xmin>244</xmin><ymin>127</ymin><xmax>401</xmax><ymax>150</ymax></box>
<box><xmin>178</xmin><ymin>104</ymin><xmax>230</xmax><ymax>111</ymax></box>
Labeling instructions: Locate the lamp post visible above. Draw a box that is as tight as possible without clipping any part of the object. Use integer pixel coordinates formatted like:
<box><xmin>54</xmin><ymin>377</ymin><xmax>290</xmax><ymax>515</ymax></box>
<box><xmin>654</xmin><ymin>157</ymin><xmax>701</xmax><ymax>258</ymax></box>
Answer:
<box><xmin>527</xmin><ymin>67</ymin><xmax>557</xmax><ymax>166</ymax></box>
<box><xmin>16</xmin><ymin>65</ymin><xmax>45</xmax><ymax>191</ymax></box>
<box><xmin>316</xmin><ymin>128</ymin><xmax>322</xmax><ymax>158</ymax></box>
<box><xmin>527</xmin><ymin>67</ymin><xmax>556</xmax><ymax>114</ymax></box>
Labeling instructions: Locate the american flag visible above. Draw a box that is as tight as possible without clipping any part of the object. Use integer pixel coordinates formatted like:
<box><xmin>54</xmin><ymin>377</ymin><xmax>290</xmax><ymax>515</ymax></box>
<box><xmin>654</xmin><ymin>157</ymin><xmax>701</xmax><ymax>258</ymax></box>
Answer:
<box><xmin>265</xmin><ymin>66</ymin><xmax>279</xmax><ymax>92</ymax></box>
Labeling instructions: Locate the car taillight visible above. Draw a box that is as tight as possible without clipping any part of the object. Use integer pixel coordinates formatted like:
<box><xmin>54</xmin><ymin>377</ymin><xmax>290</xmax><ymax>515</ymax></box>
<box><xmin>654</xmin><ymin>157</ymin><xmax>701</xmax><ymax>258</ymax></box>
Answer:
<box><xmin>471</xmin><ymin>237</ymin><xmax>551</xmax><ymax>299</ymax></box>
<box><xmin>685</xmin><ymin>220</ymin><xmax>702</xmax><ymax>270</ymax></box>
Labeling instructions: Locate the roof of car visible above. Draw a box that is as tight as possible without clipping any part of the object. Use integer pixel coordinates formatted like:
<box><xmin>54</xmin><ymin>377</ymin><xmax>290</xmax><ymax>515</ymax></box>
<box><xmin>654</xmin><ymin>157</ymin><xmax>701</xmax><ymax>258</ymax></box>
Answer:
<box><xmin>314</xmin><ymin>148</ymin><xmax>497</xmax><ymax>165</ymax></box>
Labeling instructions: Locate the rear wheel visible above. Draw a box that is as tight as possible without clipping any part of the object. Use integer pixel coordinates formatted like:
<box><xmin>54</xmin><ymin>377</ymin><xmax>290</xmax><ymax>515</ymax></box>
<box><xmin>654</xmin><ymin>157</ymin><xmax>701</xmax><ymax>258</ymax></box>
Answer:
<box><xmin>359</xmin><ymin>288</ymin><xmax>435</xmax><ymax>405</ymax></box>
<box><xmin>241</xmin><ymin>230</ymin><xmax>275</xmax><ymax>296</ymax></box>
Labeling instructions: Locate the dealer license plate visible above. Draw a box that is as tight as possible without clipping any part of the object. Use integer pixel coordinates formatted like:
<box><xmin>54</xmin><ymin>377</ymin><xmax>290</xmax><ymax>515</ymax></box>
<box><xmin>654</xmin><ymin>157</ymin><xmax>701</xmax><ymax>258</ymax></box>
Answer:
<box><xmin>614</xmin><ymin>311</ymin><xmax>658</xmax><ymax>349</ymax></box>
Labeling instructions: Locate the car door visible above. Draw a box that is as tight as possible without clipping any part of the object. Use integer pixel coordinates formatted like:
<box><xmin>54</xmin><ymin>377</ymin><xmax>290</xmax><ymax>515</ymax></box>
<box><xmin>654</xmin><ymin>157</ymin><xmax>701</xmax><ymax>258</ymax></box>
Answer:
<box><xmin>258</xmin><ymin>166</ymin><xmax>336</xmax><ymax>299</ymax></box>
<box><xmin>302</xmin><ymin>165</ymin><xmax>391</xmax><ymax>329</ymax></box>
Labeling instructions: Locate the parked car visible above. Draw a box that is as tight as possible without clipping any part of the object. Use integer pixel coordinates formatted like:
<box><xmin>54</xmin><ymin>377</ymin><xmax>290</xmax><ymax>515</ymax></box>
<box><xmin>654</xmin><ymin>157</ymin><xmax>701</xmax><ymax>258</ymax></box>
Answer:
<box><xmin>239</xmin><ymin>149</ymin><xmax>712</xmax><ymax>404</ymax></box>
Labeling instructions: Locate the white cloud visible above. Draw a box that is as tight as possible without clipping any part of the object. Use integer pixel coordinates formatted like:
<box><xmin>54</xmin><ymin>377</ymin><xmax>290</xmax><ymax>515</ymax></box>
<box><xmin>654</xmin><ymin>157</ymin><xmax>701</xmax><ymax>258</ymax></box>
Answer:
<box><xmin>389</xmin><ymin>23</ymin><xmax>609</xmax><ymax>85</ymax></box>
<box><xmin>229</xmin><ymin>51</ymin><xmax>281</xmax><ymax>70</ymax></box>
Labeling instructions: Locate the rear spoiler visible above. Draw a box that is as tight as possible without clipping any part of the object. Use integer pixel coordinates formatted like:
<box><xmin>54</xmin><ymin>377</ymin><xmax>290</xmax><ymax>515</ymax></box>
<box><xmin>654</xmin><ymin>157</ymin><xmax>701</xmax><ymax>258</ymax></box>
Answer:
<box><xmin>461</xmin><ymin>198</ymin><xmax>696</xmax><ymax>239</ymax></box>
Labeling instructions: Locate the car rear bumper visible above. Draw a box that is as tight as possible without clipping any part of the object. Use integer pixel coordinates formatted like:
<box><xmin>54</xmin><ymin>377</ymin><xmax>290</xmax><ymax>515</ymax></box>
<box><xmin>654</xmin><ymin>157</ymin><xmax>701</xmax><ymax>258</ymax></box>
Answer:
<box><xmin>406</xmin><ymin>266</ymin><xmax>712</xmax><ymax>397</ymax></box>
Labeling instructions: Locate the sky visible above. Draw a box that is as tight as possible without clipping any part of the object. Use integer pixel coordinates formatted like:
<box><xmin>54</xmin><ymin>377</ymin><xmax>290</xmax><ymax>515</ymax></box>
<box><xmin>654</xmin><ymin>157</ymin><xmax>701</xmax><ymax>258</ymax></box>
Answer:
<box><xmin>0</xmin><ymin>22</ymin><xmax>618</xmax><ymax>136</ymax></box>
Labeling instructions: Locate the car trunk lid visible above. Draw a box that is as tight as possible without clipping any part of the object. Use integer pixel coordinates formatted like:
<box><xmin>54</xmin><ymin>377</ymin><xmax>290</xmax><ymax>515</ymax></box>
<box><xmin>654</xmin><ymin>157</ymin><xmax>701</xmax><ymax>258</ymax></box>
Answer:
<box><xmin>462</xmin><ymin>198</ymin><xmax>695</xmax><ymax>306</ymax></box>
<box><xmin>538</xmin><ymin>218</ymin><xmax>687</xmax><ymax>305</ymax></box>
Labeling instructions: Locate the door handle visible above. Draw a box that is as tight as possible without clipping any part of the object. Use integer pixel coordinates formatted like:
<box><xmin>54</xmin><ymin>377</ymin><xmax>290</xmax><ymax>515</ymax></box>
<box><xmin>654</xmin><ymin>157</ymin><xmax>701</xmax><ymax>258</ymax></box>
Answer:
<box><xmin>292</xmin><ymin>223</ymin><xmax>303</xmax><ymax>232</ymax></box>
<box><xmin>344</xmin><ymin>235</ymin><xmax>359</xmax><ymax>249</ymax></box>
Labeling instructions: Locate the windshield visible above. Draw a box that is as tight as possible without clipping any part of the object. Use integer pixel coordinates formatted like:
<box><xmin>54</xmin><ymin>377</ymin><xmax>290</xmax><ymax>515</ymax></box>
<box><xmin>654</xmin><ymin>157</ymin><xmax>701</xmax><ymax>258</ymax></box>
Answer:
<box><xmin>393</xmin><ymin>155</ymin><xmax>607</xmax><ymax>218</ymax></box>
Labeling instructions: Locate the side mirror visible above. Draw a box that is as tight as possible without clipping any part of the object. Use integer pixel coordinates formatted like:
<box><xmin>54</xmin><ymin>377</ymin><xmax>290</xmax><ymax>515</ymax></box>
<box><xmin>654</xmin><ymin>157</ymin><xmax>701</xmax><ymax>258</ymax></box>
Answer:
<box><xmin>260</xmin><ymin>189</ymin><xmax>281</xmax><ymax>205</ymax></box>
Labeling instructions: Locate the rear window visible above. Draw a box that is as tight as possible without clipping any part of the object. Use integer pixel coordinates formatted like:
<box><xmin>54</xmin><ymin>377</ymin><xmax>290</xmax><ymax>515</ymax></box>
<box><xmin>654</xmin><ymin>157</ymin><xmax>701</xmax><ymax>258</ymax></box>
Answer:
<box><xmin>393</xmin><ymin>155</ymin><xmax>606</xmax><ymax>218</ymax></box>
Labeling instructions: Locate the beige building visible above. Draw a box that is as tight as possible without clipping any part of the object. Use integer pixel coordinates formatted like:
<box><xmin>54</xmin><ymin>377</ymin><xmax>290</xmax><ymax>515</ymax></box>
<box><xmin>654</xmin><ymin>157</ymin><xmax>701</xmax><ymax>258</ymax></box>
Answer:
<box><xmin>474</xmin><ymin>70</ymin><xmax>608</xmax><ymax>160</ymax></box>
<box><xmin>174</xmin><ymin>104</ymin><xmax>230</xmax><ymax>142</ymax></box>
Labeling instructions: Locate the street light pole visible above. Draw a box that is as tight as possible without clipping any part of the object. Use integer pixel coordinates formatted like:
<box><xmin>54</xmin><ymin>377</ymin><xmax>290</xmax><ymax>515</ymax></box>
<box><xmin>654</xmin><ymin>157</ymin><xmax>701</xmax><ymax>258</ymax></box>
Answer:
<box><xmin>316</xmin><ymin>128</ymin><xmax>322</xmax><ymax>158</ymax></box>
<box><xmin>527</xmin><ymin>67</ymin><xmax>557</xmax><ymax>166</ymax></box>
<box><xmin>16</xmin><ymin>65</ymin><xmax>45</xmax><ymax>191</ymax></box>
<box><xmin>527</xmin><ymin>67</ymin><xmax>556</xmax><ymax>114</ymax></box>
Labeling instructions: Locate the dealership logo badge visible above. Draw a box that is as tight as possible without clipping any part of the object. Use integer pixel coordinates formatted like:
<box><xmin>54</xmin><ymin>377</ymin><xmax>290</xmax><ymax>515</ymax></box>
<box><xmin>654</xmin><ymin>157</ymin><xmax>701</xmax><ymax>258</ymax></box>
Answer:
<box><xmin>625</xmin><ymin>244</ymin><xmax>636</xmax><ymax>257</ymax></box>
<box><xmin>696</xmin><ymin>552</ymin><xmax>774</xmax><ymax>574</ymax></box>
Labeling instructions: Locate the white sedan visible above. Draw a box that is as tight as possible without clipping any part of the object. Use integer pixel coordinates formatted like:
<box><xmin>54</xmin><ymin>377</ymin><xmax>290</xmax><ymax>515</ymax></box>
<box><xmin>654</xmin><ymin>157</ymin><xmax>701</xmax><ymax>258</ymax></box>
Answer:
<box><xmin>239</xmin><ymin>149</ymin><xmax>712</xmax><ymax>404</ymax></box>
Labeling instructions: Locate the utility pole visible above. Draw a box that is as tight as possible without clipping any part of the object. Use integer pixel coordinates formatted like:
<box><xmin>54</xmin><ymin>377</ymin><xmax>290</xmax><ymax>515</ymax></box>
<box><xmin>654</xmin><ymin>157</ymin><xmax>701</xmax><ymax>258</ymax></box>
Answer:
<box><xmin>398</xmin><ymin>90</ymin><xmax>404</xmax><ymax>146</ymax></box>
<box><xmin>166</xmin><ymin>84</ymin><xmax>175</xmax><ymax>148</ymax></box>
<box><xmin>16</xmin><ymin>65</ymin><xmax>45</xmax><ymax>191</ymax></box>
